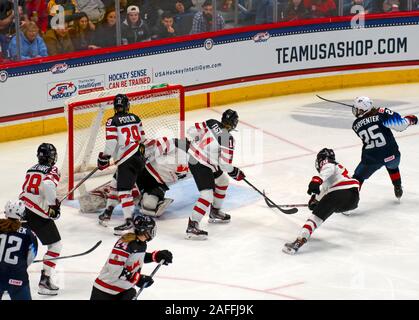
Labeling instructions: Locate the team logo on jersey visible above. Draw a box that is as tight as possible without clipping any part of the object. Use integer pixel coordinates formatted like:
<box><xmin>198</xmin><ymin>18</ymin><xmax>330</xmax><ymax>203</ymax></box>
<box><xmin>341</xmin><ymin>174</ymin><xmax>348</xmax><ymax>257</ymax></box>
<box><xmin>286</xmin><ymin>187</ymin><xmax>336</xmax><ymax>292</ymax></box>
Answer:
<box><xmin>0</xmin><ymin>70</ymin><xmax>8</xmax><ymax>82</ymax></box>
<box><xmin>253</xmin><ymin>32</ymin><xmax>270</xmax><ymax>43</ymax></box>
<box><xmin>204</xmin><ymin>39</ymin><xmax>214</xmax><ymax>50</ymax></box>
<box><xmin>50</xmin><ymin>63</ymin><xmax>68</xmax><ymax>74</ymax></box>
<box><xmin>48</xmin><ymin>82</ymin><xmax>77</xmax><ymax>100</ymax></box>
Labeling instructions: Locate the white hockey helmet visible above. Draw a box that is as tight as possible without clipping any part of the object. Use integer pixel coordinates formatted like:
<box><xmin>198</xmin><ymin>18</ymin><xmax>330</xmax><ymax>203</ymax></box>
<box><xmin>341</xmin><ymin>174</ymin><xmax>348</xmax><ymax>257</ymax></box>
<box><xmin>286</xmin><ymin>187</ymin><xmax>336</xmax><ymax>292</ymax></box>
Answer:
<box><xmin>352</xmin><ymin>96</ymin><xmax>373</xmax><ymax>118</ymax></box>
<box><xmin>4</xmin><ymin>200</ymin><xmax>26</xmax><ymax>220</ymax></box>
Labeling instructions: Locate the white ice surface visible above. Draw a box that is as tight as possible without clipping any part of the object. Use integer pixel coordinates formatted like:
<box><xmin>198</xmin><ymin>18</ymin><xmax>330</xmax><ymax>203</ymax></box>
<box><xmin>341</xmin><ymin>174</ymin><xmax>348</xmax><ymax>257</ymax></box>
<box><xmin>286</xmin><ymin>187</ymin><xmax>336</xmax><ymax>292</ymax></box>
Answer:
<box><xmin>1</xmin><ymin>82</ymin><xmax>419</xmax><ymax>300</ymax></box>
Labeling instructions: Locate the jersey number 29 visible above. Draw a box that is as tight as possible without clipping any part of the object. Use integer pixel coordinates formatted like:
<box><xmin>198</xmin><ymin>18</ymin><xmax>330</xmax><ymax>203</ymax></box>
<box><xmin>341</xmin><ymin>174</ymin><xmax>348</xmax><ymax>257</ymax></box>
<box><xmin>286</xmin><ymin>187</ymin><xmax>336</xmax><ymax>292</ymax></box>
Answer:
<box><xmin>358</xmin><ymin>124</ymin><xmax>387</xmax><ymax>149</ymax></box>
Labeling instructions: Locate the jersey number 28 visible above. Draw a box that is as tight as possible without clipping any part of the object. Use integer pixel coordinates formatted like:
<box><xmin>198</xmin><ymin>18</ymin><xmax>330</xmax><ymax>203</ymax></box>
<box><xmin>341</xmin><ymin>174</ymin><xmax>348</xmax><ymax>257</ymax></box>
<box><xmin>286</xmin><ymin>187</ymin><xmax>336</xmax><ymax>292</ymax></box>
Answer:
<box><xmin>358</xmin><ymin>124</ymin><xmax>387</xmax><ymax>149</ymax></box>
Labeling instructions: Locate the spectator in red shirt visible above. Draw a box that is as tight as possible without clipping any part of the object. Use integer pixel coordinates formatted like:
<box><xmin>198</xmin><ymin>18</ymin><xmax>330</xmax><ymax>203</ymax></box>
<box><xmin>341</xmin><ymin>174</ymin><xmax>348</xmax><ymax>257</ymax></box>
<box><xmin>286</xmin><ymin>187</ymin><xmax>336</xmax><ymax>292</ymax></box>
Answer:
<box><xmin>304</xmin><ymin>0</ymin><xmax>337</xmax><ymax>18</ymax></box>
<box><xmin>285</xmin><ymin>0</ymin><xmax>310</xmax><ymax>21</ymax></box>
<box><xmin>26</xmin><ymin>0</ymin><xmax>48</xmax><ymax>34</ymax></box>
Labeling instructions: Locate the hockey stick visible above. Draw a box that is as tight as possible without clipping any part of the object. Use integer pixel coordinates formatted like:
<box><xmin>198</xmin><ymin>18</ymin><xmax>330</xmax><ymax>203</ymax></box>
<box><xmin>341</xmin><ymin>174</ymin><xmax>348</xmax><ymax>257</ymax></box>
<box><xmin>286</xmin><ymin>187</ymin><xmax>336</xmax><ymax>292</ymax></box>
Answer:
<box><xmin>263</xmin><ymin>193</ymin><xmax>308</xmax><ymax>208</ymax></box>
<box><xmin>134</xmin><ymin>260</ymin><xmax>165</xmax><ymax>300</ymax></box>
<box><xmin>243</xmin><ymin>178</ymin><xmax>298</xmax><ymax>214</ymax></box>
<box><xmin>59</xmin><ymin>167</ymin><xmax>99</xmax><ymax>203</ymax></box>
<box><xmin>33</xmin><ymin>240</ymin><xmax>102</xmax><ymax>263</ymax></box>
<box><xmin>316</xmin><ymin>95</ymin><xmax>354</xmax><ymax>108</ymax></box>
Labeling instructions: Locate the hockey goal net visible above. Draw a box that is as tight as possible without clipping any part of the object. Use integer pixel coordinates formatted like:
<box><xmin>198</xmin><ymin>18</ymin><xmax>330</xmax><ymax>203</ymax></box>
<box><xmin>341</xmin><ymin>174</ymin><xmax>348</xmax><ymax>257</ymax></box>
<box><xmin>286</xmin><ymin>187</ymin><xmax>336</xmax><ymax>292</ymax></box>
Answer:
<box><xmin>59</xmin><ymin>84</ymin><xmax>185</xmax><ymax>200</ymax></box>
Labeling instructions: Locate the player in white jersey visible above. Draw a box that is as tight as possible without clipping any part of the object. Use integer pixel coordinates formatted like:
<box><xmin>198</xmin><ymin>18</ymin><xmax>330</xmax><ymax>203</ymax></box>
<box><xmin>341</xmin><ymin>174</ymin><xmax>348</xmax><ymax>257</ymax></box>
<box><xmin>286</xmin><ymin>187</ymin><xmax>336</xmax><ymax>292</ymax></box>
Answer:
<box><xmin>97</xmin><ymin>94</ymin><xmax>147</xmax><ymax>235</ymax></box>
<box><xmin>186</xmin><ymin>109</ymin><xmax>245</xmax><ymax>240</ymax></box>
<box><xmin>19</xmin><ymin>143</ymin><xmax>62</xmax><ymax>295</ymax></box>
<box><xmin>97</xmin><ymin>137</ymin><xmax>190</xmax><ymax>225</ymax></box>
<box><xmin>283</xmin><ymin>148</ymin><xmax>360</xmax><ymax>255</ymax></box>
<box><xmin>90</xmin><ymin>215</ymin><xmax>173</xmax><ymax>300</ymax></box>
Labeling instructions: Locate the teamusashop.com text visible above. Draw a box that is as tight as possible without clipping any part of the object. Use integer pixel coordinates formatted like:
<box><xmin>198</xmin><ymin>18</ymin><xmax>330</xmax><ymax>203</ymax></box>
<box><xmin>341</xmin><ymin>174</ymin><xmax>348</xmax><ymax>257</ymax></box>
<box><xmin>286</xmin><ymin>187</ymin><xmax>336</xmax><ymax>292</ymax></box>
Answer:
<box><xmin>276</xmin><ymin>37</ymin><xmax>407</xmax><ymax>64</ymax></box>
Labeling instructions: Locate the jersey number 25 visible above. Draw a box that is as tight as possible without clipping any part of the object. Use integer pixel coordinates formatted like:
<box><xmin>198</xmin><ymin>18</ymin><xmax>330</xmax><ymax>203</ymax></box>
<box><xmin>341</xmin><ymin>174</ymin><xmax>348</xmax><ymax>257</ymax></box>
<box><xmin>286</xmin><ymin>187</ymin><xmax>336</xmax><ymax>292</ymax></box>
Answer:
<box><xmin>358</xmin><ymin>124</ymin><xmax>387</xmax><ymax>149</ymax></box>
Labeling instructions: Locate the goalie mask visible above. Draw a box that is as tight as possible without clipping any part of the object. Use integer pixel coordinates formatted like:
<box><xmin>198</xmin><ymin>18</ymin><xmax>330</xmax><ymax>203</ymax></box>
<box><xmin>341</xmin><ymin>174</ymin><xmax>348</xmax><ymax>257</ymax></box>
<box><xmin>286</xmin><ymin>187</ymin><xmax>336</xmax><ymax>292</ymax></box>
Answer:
<box><xmin>315</xmin><ymin>148</ymin><xmax>336</xmax><ymax>172</ymax></box>
<box><xmin>4</xmin><ymin>200</ymin><xmax>26</xmax><ymax>220</ymax></box>
<box><xmin>114</xmin><ymin>94</ymin><xmax>130</xmax><ymax>113</ymax></box>
<box><xmin>221</xmin><ymin>109</ymin><xmax>239</xmax><ymax>132</ymax></box>
<box><xmin>352</xmin><ymin>96</ymin><xmax>373</xmax><ymax>118</ymax></box>
<box><xmin>133</xmin><ymin>214</ymin><xmax>156</xmax><ymax>241</ymax></box>
<box><xmin>37</xmin><ymin>143</ymin><xmax>58</xmax><ymax>166</ymax></box>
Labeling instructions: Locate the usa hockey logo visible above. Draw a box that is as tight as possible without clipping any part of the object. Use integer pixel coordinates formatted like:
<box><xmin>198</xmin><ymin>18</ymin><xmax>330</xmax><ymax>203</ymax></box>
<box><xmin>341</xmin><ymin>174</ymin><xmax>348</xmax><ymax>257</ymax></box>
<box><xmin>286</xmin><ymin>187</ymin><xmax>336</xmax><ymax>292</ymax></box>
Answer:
<box><xmin>50</xmin><ymin>63</ymin><xmax>68</xmax><ymax>74</ymax></box>
<box><xmin>204</xmin><ymin>39</ymin><xmax>214</xmax><ymax>50</ymax></box>
<box><xmin>253</xmin><ymin>32</ymin><xmax>270</xmax><ymax>43</ymax></box>
<box><xmin>48</xmin><ymin>82</ymin><xmax>77</xmax><ymax>100</ymax></box>
<box><xmin>0</xmin><ymin>70</ymin><xmax>8</xmax><ymax>83</ymax></box>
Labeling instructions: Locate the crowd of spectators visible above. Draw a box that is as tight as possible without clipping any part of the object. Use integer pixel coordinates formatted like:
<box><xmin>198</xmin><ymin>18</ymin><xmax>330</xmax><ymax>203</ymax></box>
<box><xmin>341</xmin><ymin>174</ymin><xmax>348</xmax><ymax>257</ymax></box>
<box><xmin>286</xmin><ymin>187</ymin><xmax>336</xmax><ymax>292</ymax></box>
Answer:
<box><xmin>0</xmin><ymin>0</ymin><xmax>416</xmax><ymax>62</ymax></box>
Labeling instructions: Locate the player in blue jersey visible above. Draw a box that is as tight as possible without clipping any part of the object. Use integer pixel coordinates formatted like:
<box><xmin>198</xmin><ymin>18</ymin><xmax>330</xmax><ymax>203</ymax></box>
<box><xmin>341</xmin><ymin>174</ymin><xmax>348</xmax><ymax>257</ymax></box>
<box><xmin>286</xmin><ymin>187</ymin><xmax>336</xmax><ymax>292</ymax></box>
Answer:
<box><xmin>351</xmin><ymin>96</ymin><xmax>417</xmax><ymax>199</ymax></box>
<box><xmin>0</xmin><ymin>200</ymin><xmax>38</xmax><ymax>300</ymax></box>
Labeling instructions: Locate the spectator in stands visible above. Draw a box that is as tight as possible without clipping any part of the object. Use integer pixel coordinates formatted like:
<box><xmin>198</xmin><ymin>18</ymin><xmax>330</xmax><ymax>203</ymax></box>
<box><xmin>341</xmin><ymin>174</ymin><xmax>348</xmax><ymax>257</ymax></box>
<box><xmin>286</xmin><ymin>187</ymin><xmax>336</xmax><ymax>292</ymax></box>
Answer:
<box><xmin>190</xmin><ymin>0</ymin><xmax>225</xmax><ymax>34</ymax></box>
<box><xmin>26</xmin><ymin>0</ymin><xmax>49</xmax><ymax>34</ymax></box>
<box><xmin>69</xmin><ymin>11</ymin><xmax>99</xmax><ymax>50</ymax></box>
<box><xmin>118</xmin><ymin>0</ymin><xmax>129</xmax><ymax>22</ymax></box>
<box><xmin>343</xmin><ymin>0</ymin><xmax>373</xmax><ymax>15</ymax></box>
<box><xmin>8</xmin><ymin>21</ymin><xmax>48</xmax><ymax>60</ymax></box>
<box><xmin>151</xmin><ymin>10</ymin><xmax>177</xmax><ymax>39</ymax></box>
<box><xmin>382</xmin><ymin>0</ymin><xmax>400</xmax><ymax>12</ymax></box>
<box><xmin>285</xmin><ymin>0</ymin><xmax>309</xmax><ymax>21</ymax></box>
<box><xmin>0</xmin><ymin>0</ymin><xmax>14</xmax><ymax>56</ymax></box>
<box><xmin>43</xmin><ymin>21</ymin><xmax>74</xmax><ymax>54</ymax></box>
<box><xmin>221</xmin><ymin>0</ymin><xmax>233</xmax><ymax>11</ymax></box>
<box><xmin>255</xmin><ymin>0</ymin><xmax>273</xmax><ymax>24</ymax></box>
<box><xmin>48</xmin><ymin>0</ymin><xmax>79</xmax><ymax>28</ymax></box>
<box><xmin>159</xmin><ymin>0</ymin><xmax>195</xmax><ymax>15</ymax></box>
<box><xmin>139</xmin><ymin>0</ymin><xmax>160</xmax><ymax>29</ymax></box>
<box><xmin>121</xmin><ymin>5</ymin><xmax>151</xmax><ymax>44</ymax></box>
<box><xmin>93</xmin><ymin>6</ymin><xmax>117</xmax><ymax>47</ymax></box>
<box><xmin>77</xmin><ymin>0</ymin><xmax>106</xmax><ymax>24</ymax></box>
<box><xmin>304</xmin><ymin>0</ymin><xmax>337</xmax><ymax>18</ymax></box>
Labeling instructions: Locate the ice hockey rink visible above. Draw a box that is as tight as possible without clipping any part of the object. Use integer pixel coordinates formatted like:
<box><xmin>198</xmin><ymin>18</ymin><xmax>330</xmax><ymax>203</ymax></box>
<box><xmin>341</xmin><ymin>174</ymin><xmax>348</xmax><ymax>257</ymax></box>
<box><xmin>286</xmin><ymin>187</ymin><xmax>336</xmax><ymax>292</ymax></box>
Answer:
<box><xmin>1</xmin><ymin>82</ymin><xmax>419</xmax><ymax>300</ymax></box>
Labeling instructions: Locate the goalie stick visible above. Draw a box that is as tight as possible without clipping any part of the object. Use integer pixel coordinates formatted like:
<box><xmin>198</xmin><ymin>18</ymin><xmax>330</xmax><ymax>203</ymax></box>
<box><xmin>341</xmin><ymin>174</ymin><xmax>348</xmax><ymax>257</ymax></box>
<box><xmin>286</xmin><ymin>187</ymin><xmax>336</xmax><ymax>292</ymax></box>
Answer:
<box><xmin>134</xmin><ymin>259</ymin><xmax>165</xmax><ymax>300</ymax></box>
<box><xmin>243</xmin><ymin>179</ymin><xmax>298</xmax><ymax>214</ymax></box>
<box><xmin>33</xmin><ymin>240</ymin><xmax>102</xmax><ymax>263</ymax></box>
<box><xmin>316</xmin><ymin>95</ymin><xmax>354</xmax><ymax>108</ymax></box>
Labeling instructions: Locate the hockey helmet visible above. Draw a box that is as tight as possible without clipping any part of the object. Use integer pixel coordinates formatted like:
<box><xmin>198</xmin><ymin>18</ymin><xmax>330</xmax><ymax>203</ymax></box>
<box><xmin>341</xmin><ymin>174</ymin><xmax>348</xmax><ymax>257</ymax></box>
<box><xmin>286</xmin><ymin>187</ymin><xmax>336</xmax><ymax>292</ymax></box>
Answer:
<box><xmin>37</xmin><ymin>143</ymin><xmax>58</xmax><ymax>166</ymax></box>
<box><xmin>315</xmin><ymin>148</ymin><xmax>336</xmax><ymax>172</ymax></box>
<box><xmin>113</xmin><ymin>94</ymin><xmax>130</xmax><ymax>113</ymax></box>
<box><xmin>221</xmin><ymin>109</ymin><xmax>239</xmax><ymax>131</ymax></box>
<box><xmin>4</xmin><ymin>200</ymin><xmax>26</xmax><ymax>220</ymax></box>
<box><xmin>133</xmin><ymin>214</ymin><xmax>156</xmax><ymax>241</ymax></box>
<box><xmin>352</xmin><ymin>96</ymin><xmax>373</xmax><ymax>118</ymax></box>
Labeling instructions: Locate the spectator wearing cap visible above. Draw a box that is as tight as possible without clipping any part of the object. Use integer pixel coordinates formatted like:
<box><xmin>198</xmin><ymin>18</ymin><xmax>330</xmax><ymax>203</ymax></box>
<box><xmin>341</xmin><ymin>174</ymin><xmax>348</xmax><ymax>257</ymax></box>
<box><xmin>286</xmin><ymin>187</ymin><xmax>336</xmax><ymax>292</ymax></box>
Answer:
<box><xmin>190</xmin><ymin>0</ymin><xmax>224</xmax><ymax>34</ymax></box>
<box><xmin>8</xmin><ymin>21</ymin><xmax>48</xmax><ymax>60</ymax></box>
<box><xmin>151</xmin><ymin>10</ymin><xmax>178</xmax><ymax>40</ymax></box>
<box><xmin>121</xmin><ymin>5</ymin><xmax>151</xmax><ymax>44</ymax></box>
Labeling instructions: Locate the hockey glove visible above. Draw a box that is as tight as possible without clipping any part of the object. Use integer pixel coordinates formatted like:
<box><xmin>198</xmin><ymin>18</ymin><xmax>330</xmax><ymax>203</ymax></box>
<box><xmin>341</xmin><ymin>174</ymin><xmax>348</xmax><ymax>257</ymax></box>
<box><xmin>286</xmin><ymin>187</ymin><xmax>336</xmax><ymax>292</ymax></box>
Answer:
<box><xmin>308</xmin><ymin>195</ymin><xmax>319</xmax><ymax>211</ymax></box>
<box><xmin>136</xmin><ymin>275</ymin><xmax>154</xmax><ymax>289</ymax></box>
<box><xmin>228</xmin><ymin>167</ymin><xmax>245</xmax><ymax>181</ymax></box>
<box><xmin>97</xmin><ymin>152</ymin><xmax>111</xmax><ymax>170</ymax></box>
<box><xmin>307</xmin><ymin>176</ymin><xmax>323</xmax><ymax>195</ymax></box>
<box><xmin>152</xmin><ymin>250</ymin><xmax>173</xmax><ymax>265</ymax></box>
<box><xmin>405</xmin><ymin>115</ymin><xmax>418</xmax><ymax>125</ymax></box>
<box><xmin>48</xmin><ymin>199</ymin><xmax>61</xmax><ymax>220</ymax></box>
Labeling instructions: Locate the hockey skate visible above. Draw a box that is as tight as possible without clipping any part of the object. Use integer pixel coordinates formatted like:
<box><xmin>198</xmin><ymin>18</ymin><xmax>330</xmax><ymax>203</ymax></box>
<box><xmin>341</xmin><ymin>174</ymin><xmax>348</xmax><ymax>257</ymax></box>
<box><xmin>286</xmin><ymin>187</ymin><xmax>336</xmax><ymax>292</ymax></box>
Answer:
<box><xmin>208</xmin><ymin>207</ymin><xmax>231</xmax><ymax>223</ymax></box>
<box><xmin>38</xmin><ymin>270</ymin><xmax>59</xmax><ymax>296</ymax></box>
<box><xmin>142</xmin><ymin>198</ymin><xmax>174</xmax><ymax>217</ymax></box>
<box><xmin>185</xmin><ymin>218</ymin><xmax>208</xmax><ymax>240</ymax></box>
<box><xmin>282</xmin><ymin>238</ymin><xmax>307</xmax><ymax>255</ymax></box>
<box><xmin>98</xmin><ymin>207</ymin><xmax>113</xmax><ymax>227</ymax></box>
<box><xmin>113</xmin><ymin>218</ymin><xmax>134</xmax><ymax>236</ymax></box>
<box><xmin>394</xmin><ymin>185</ymin><xmax>403</xmax><ymax>200</ymax></box>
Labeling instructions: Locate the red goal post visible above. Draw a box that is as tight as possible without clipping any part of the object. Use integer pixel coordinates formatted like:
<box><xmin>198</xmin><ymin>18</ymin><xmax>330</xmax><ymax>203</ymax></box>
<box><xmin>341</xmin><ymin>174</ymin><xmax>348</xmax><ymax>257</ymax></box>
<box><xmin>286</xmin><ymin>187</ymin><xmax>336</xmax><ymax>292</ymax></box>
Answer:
<box><xmin>61</xmin><ymin>84</ymin><xmax>185</xmax><ymax>200</ymax></box>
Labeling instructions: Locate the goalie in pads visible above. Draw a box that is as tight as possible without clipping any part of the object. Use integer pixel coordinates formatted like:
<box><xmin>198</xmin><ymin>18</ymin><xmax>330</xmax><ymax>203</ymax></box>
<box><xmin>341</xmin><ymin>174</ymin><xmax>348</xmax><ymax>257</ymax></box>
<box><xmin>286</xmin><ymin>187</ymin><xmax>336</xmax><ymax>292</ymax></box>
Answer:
<box><xmin>97</xmin><ymin>137</ymin><xmax>190</xmax><ymax>226</ymax></box>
